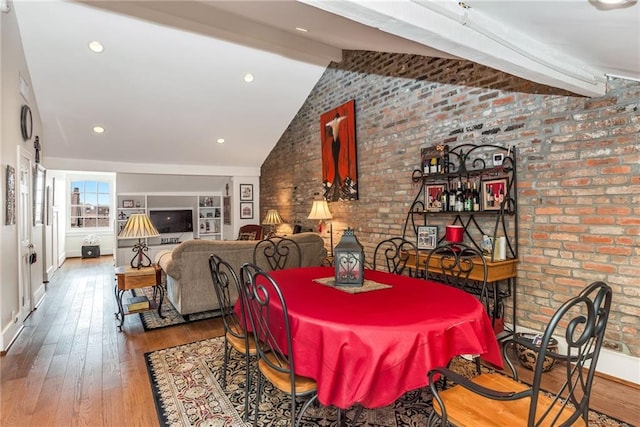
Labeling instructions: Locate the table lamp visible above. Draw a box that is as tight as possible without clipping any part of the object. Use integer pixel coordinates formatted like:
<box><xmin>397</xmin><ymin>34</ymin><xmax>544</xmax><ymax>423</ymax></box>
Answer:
<box><xmin>262</xmin><ymin>209</ymin><xmax>283</xmax><ymax>237</ymax></box>
<box><xmin>308</xmin><ymin>200</ymin><xmax>334</xmax><ymax>255</ymax></box>
<box><xmin>118</xmin><ymin>213</ymin><xmax>160</xmax><ymax>269</ymax></box>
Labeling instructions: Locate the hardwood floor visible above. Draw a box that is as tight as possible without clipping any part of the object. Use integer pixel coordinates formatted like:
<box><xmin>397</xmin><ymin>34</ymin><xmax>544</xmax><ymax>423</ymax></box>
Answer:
<box><xmin>1</xmin><ymin>256</ymin><xmax>638</xmax><ymax>426</ymax></box>
<box><xmin>1</xmin><ymin>257</ymin><xmax>224</xmax><ymax>426</ymax></box>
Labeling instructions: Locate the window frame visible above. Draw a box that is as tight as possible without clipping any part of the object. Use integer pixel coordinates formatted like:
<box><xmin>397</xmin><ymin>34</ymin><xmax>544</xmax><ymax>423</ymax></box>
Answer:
<box><xmin>66</xmin><ymin>173</ymin><xmax>115</xmax><ymax>234</ymax></box>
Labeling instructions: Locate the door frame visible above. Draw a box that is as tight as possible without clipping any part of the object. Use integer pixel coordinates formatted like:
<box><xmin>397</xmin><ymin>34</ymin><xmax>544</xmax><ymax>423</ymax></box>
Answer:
<box><xmin>17</xmin><ymin>146</ymin><xmax>33</xmax><ymax>322</ymax></box>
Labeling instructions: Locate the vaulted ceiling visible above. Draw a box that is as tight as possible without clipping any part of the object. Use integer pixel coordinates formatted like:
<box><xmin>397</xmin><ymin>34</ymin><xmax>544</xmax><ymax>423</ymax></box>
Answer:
<box><xmin>13</xmin><ymin>0</ymin><xmax>639</xmax><ymax>176</ymax></box>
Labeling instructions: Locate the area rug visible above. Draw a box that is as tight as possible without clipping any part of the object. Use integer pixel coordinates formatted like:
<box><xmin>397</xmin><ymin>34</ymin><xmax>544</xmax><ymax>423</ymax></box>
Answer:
<box><xmin>145</xmin><ymin>336</ymin><xmax>633</xmax><ymax>427</ymax></box>
<box><xmin>131</xmin><ymin>287</ymin><xmax>221</xmax><ymax>331</ymax></box>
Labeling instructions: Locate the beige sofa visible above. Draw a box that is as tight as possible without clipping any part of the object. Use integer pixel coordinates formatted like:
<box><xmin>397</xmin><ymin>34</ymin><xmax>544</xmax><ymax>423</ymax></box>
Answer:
<box><xmin>155</xmin><ymin>232</ymin><xmax>327</xmax><ymax>316</ymax></box>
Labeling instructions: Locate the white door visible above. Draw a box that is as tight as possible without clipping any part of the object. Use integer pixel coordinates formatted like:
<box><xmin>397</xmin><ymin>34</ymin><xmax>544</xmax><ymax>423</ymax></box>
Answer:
<box><xmin>17</xmin><ymin>148</ymin><xmax>33</xmax><ymax>321</ymax></box>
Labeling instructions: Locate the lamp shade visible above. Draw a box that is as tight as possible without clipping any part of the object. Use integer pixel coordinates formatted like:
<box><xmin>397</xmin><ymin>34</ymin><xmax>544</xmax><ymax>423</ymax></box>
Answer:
<box><xmin>445</xmin><ymin>224</ymin><xmax>464</xmax><ymax>243</ymax></box>
<box><xmin>118</xmin><ymin>213</ymin><xmax>160</xmax><ymax>239</ymax></box>
<box><xmin>308</xmin><ymin>200</ymin><xmax>332</xmax><ymax>220</ymax></box>
<box><xmin>262</xmin><ymin>209</ymin><xmax>284</xmax><ymax>225</ymax></box>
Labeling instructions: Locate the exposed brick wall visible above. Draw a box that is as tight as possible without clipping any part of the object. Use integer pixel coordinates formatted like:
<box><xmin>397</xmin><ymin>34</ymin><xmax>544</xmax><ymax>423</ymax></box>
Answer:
<box><xmin>260</xmin><ymin>51</ymin><xmax>640</xmax><ymax>356</ymax></box>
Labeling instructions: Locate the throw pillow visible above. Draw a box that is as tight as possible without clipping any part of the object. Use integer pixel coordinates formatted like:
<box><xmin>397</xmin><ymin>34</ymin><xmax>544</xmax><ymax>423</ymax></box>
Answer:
<box><xmin>238</xmin><ymin>231</ymin><xmax>257</xmax><ymax>241</ymax></box>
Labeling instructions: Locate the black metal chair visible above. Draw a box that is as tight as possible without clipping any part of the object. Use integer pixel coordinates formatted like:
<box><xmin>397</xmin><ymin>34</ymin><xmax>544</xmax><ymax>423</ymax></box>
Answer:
<box><xmin>239</xmin><ymin>263</ymin><xmax>318</xmax><ymax>427</ymax></box>
<box><xmin>372</xmin><ymin>237</ymin><xmax>420</xmax><ymax>277</ymax></box>
<box><xmin>425</xmin><ymin>242</ymin><xmax>491</xmax><ymax>316</ymax></box>
<box><xmin>427</xmin><ymin>281</ymin><xmax>612</xmax><ymax>427</ymax></box>
<box><xmin>208</xmin><ymin>254</ymin><xmax>257</xmax><ymax>421</ymax></box>
<box><xmin>253</xmin><ymin>236</ymin><xmax>302</xmax><ymax>271</ymax></box>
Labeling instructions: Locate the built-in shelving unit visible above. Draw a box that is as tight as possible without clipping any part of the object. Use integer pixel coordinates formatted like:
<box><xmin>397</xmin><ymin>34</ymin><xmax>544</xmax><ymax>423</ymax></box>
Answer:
<box><xmin>114</xmin><ymin>192</ymin><xmax>223</xmax><ymax>266</ymax></box>
<box><xmin>197</xmin><ymin>195</ymin><xmax>222</xmax><ymax>240</ymax></box>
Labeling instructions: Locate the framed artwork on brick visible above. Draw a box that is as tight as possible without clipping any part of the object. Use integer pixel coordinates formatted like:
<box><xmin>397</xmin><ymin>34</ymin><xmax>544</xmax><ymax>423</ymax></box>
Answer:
<box><xmin>321</xmin><ymin>99</ymin><xmax>358</xmax><ymax>202</ymax></box>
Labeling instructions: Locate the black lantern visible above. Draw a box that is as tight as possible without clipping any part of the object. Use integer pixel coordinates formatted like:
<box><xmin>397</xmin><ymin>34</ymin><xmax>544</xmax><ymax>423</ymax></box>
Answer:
<box><xmin>334</xmin><ymin>228</ymin><xmax>365</xmax><ymax>287</ymax></box>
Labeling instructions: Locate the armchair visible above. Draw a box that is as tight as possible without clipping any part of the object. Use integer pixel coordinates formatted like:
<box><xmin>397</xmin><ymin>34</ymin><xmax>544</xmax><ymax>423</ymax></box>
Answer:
<box><xmin>237</xmin><ymin>224</ymin><xmax>264</xmax><ymax>241</ymax></box>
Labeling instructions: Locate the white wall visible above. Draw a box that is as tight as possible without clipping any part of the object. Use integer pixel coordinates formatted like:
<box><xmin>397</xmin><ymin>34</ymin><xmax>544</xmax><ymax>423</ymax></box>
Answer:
<box><xmin>1</xmin><ymin>2</ymin><xmax>45</xmax><ymax>351</ymax></box>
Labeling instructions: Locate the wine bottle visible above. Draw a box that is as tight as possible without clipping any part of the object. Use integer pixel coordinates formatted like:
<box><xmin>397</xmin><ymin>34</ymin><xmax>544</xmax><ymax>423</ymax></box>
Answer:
<box><xmin>441</xmin><ymin>185</ymin><xmax>449</xmax><ymax>212</ymax></box>
<box><xmin>472</xmin><ymin>181</ymin><xmax>480</xmax><ymax>211</ymax></box>
<box><xmin>498</xmin><ymin>184</ymin><xmax>505</xmax><ymax>205</ymax></box>
<box><xmin>487</xmin><ymin>185</ymin><xmax>494</xmax><ymax>208</ymax></box>
<box><xmin>464</xmin><ymin>180</ymin><xmax>472</xmax><ymax>212</ymax></box>
<box><xmin>455</xmin><ymin>180</ymin><xmax>464</xmax><ymax>212</ymax></box>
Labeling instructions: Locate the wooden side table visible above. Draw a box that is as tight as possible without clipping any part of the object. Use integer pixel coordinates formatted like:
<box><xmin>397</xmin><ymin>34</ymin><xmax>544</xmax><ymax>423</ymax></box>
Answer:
<box><xmin>114</xmin><ymin>264</ymin><xmax>164</xmax><ymax>331</ymax></box>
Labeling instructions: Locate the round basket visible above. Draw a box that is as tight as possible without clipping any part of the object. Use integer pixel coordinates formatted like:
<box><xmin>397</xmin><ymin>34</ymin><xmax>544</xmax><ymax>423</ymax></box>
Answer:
<box><xmin>514</xmin><ymin>333</ymin><xmax>558</xmax><ymax>372</ymax></box>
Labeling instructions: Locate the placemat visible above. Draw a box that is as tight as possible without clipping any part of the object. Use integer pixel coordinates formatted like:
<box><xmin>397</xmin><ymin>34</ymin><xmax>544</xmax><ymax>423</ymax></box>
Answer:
<box><xmin>313</xmin><ymin>276</ymin><xmax>392</xmax><ymax>294</ymax></box>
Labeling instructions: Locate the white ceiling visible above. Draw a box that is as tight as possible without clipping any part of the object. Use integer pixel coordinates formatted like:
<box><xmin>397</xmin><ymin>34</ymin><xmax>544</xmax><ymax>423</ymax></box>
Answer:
<box><xmin>12</xmin><ymin>0</ymin><xmax>640</xmax><ymax>176</ymax></box>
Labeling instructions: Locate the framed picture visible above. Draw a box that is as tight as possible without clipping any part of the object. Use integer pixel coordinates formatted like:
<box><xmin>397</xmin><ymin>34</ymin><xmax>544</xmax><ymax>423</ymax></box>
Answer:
<box><xmin>33</xmin><ymin>164</ymin><xmax>46</xmax><ymax>226</ymax></box>
<box><xmin>5</xmin><ymin>165</ymin><xmax>16</xmax><ymax>225</ymax></box>
<box><xmin>417</xmin><ymin>225</ymin><xmax>438</xmax><ymax>250</ymax></box>
<box><xmin>240</xmin><ymin>184</ymin><xmax>253</xmax><ymax>201</ymax></box>
<box><xmin>240</xmin><ymin>202</ymin><xmax>253</xmax><ymax>219</ymax></box>
<box><xmin>240</xmin><ymin>184</ymin><xmax>253</xmax><ymax>202</ymax></box>
<box><xmin>482</xmin><ymin>177</ymin><xmax>508</xmax><ymax>211</ymax></box>
<box><xmin>425</xmin><ymin>184</ymin><xmax>445</xmax><ymax>212</ymax></box>
<box><xmin>122</xmin><ymin>199</ymin><xmax>134</xmax><ymax>208</ymax></box>
<box><xmin>320</xmin><ymin>99</ymin><xmax>358</xmax><ymax>202</ymax></box>
<box><xmin>223</xmin><ymin>196</ymin><xmax>231</xmax><ymax>224</ymax></box>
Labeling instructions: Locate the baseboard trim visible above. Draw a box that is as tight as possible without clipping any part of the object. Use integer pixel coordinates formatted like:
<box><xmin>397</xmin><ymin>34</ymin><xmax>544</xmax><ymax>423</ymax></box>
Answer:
<box><xmin>1</xmin><ymin>322</ymin><xmax>24</xmax><ymax>355</ymax></box>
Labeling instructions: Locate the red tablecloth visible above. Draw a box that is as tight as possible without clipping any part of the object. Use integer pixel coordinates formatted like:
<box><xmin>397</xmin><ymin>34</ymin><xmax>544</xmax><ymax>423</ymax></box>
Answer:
<box><xmin>248</xmin><ymin>266</ymin><xmax>502</xmax><ymax>409</ymax></box>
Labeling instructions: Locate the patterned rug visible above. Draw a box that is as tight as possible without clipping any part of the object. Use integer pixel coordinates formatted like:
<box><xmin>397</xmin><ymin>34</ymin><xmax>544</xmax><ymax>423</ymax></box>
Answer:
<box><xmin>145</xmin><ymin>336</ymin><xmax>632</xmax><ymax>427</ymax></box>
<box><xmin>131</xmin><ymin>287</ymin><xmax>221</xmax><ymax>331</ymax></box>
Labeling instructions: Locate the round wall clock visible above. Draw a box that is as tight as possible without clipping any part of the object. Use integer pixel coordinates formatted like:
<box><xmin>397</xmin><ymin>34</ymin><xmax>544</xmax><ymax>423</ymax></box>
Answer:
<box><xmin>20</xmin><ymin>104</ymin><xmax>33</xmax><ymax>141</ymax></box>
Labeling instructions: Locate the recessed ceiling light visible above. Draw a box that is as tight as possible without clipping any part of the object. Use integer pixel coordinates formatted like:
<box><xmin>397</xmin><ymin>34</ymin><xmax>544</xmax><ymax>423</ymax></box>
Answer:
<box><xmin>93</xmin><ymin>126</ymin><xmax>105</xmax><ymax>134</ymax></box>
<box><xmin>88</xmin><ymin>41</ymin><xmax>104</xmax><ymax>53</ymax></box>
<box><xmin>295</xmin><ymin>27</ymin><xmax>308</xmax><ymax>33</ymax></box>
<box><xmin>244</xmin><ymin>73</ymin><xmax>254</xmax><ymax>83</ymax></box>
<box><xmin>217</xmin><ymin>138</ymin><xmax>225</xmax><ymax>144</ymax></box>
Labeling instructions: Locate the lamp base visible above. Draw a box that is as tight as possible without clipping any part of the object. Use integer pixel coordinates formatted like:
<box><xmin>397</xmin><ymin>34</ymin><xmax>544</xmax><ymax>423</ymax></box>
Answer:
<box><xmin>130</xmin><ymin>240</ymin><xmax>152</xmax><ymax>269</ymax></box>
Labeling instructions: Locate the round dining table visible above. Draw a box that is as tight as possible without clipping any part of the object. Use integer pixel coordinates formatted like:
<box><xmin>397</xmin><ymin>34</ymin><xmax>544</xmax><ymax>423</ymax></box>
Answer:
<box><xmin>252</xmin><ymin>266</ymin><xmax>503</xmax><ymax>410</ymax></box>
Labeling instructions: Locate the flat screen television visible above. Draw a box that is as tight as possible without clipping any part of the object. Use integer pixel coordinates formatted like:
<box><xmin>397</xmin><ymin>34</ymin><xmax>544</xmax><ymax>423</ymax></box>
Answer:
<box><xmin>149</xmin><ymin>209</ymin><xmax>193</xmax><ymax>234</ymax></box>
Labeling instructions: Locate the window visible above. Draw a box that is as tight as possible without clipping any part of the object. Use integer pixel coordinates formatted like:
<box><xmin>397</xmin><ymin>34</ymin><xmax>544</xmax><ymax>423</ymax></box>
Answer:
<box><xmin>69</xmin><ymin>179</ymin><xmax>111</xmax><ymax>229</ymax></box>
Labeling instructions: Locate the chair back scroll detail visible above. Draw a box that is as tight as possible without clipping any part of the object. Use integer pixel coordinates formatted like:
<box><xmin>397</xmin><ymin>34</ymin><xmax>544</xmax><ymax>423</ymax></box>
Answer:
<box><xmin>372</xmin><ymin>237</ymin><xmax>420</xmax><ymax>277</ymax></box>
<box><xmin>425</xmin><ymin>242</ymin><xmax>490</xmax><ymax>314</ymax></box>
<box><xmin>253</xmin><ymin>236</ymin><xmax>302</xmax><ymax>271</ymax></box>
